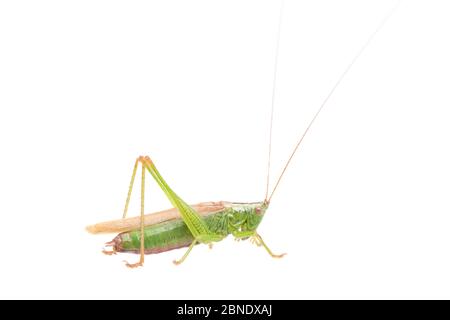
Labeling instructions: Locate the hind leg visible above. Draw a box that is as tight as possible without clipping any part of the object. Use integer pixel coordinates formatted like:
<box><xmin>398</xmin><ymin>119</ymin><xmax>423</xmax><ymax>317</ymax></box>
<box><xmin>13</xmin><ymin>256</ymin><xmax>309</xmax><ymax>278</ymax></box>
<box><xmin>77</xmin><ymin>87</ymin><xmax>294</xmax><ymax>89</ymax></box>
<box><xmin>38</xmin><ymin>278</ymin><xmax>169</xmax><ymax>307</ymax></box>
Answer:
<box><xmin>123</xmin><ymin>160</ymin><xmax>147</xmax><ymax>268</ymax></box>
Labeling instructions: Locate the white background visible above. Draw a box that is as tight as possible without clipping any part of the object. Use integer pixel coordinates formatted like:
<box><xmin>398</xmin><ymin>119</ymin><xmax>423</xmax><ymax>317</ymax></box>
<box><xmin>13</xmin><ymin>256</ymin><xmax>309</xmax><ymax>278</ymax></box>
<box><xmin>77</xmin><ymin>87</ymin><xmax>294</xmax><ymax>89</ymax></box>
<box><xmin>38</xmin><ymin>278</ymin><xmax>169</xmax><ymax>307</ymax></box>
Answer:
<box><xmin>0</xmin><ymin>0</ymin><xmax>449</xmax><ymax>299</ymax></box>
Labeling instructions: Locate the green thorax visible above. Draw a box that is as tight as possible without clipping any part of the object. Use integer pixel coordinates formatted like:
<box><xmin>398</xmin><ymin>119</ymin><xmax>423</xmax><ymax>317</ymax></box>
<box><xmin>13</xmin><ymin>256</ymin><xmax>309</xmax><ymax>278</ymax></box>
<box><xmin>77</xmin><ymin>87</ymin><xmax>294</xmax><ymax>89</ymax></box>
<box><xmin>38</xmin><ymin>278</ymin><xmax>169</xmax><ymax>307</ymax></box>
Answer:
<box><xmin>217</xmin><ymin>201</ymin><xmax>267</xmax><ymax>235</ymax></box>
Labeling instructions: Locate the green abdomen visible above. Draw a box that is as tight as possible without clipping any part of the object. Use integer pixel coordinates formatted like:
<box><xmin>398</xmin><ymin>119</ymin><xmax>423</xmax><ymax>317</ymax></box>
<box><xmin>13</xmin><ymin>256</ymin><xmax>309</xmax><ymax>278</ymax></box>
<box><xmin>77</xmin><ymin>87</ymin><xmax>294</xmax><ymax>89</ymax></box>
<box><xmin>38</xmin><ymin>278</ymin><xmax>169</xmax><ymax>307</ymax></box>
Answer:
<box><xmin>113</xmin><ymin>211</ymin><xmax>229</xmax><ymax>254</ymax></box>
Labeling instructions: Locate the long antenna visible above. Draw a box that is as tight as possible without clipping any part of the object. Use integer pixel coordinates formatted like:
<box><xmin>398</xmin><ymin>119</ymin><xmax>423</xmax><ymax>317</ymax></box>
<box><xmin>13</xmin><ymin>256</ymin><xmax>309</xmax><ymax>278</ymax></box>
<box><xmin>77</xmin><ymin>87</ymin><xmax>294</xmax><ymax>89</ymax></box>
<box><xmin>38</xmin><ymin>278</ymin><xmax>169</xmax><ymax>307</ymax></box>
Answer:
<box><xmin>265</xmin><ymin>0</ymin><xmax>285</xmax><ymax>201</ymax></box>
<box><xmin>267</xmin><ymin>1</ymin><xmax>401</xmax><ymax>203</ymax></box>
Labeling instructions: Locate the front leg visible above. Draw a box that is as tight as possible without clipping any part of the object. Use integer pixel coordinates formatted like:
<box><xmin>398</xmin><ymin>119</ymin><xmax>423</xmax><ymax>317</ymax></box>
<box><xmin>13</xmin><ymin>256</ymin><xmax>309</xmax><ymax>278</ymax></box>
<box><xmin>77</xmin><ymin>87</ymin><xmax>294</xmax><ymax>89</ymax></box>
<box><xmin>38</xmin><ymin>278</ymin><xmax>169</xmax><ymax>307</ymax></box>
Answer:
<box><xmin>233</xmin><ymin>231</ymin><xmax>286</xmax><ymax>258</ymax></box>
<box><xmin>255</xmin><ymin>233</ymin><xmax>286</xmax><ymax>259</ymax></box>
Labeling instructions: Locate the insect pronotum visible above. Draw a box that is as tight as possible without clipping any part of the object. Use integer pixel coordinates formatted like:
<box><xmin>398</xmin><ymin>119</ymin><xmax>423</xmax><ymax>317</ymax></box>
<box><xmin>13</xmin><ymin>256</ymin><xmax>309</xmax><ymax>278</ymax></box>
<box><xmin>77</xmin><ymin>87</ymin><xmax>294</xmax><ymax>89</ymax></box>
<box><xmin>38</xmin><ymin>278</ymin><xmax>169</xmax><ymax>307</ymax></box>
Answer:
<box><xmin>86</xmin><ymin>1</ymin><xmax>400</xmax><ymax>268</ymax></box>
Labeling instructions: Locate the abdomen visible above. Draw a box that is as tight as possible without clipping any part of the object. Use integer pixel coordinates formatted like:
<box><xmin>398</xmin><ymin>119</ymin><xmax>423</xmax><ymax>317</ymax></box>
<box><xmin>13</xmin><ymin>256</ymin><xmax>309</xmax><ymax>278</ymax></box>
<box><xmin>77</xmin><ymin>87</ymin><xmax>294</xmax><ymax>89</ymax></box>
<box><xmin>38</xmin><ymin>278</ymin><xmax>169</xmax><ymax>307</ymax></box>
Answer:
<box><xmin>110</xmin><ymin>211</ymin><xmax>229</xmax><ymax>254</ymax></box>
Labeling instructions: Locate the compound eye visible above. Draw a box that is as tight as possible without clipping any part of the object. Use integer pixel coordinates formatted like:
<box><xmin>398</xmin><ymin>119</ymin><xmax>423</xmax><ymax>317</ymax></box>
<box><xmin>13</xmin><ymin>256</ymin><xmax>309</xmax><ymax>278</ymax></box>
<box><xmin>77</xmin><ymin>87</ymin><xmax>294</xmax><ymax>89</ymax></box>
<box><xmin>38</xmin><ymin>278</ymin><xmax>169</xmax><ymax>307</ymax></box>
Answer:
<box><xmin>255</xmin><ymin>207</ymin><xmax>262</xmax><ymax>215</ymax></box>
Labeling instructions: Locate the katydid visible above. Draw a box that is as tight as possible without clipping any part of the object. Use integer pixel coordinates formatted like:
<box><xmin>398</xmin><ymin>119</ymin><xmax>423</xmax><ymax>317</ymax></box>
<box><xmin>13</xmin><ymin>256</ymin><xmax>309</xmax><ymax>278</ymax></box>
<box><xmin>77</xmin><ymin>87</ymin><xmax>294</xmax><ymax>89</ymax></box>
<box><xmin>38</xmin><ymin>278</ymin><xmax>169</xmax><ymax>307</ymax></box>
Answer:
<box><xmin>86</xmin><ymin>1</ymin><xmax>399</xmax><ymax>268</ymax></box>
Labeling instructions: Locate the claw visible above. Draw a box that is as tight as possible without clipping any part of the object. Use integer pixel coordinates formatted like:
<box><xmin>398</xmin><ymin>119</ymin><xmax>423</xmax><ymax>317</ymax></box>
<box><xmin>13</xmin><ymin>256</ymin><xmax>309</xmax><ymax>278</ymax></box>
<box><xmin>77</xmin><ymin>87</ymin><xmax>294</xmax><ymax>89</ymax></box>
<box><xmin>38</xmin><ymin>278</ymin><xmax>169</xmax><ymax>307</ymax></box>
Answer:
<box><xmin>173</xmin><ymin>259</ymin><xmax>182</xmax><ymax>266</ymax></box>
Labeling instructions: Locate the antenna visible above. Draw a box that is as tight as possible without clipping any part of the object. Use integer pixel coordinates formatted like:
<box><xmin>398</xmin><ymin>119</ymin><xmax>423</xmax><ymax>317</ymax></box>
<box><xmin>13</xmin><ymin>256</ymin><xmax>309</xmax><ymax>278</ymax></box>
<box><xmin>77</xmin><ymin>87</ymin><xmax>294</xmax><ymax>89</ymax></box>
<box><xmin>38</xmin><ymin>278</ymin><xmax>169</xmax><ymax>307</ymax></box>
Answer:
<box><xmin>265</xmin><ymin>0</ymin><xmax>285</xmax><ymax>201</ymax></box>
<box><xmin>267</xmin><ymin>1</ymin><xmax>401</xmax><ymax>203</ymax></box>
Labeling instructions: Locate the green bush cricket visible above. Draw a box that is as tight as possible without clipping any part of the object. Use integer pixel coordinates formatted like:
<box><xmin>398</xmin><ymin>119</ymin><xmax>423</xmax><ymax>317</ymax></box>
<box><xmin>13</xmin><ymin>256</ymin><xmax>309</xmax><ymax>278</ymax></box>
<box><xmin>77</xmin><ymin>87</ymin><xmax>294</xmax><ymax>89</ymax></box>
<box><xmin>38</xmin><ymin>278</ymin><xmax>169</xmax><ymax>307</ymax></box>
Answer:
<box><xmin>86</xmin><ymin>1</ymin><xmax>399</xmax><ymax>268</ymax></box>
